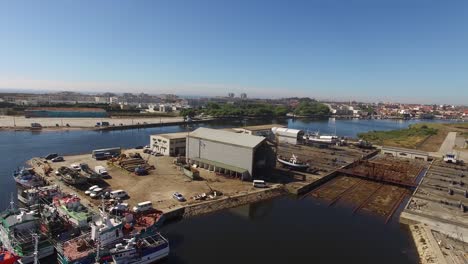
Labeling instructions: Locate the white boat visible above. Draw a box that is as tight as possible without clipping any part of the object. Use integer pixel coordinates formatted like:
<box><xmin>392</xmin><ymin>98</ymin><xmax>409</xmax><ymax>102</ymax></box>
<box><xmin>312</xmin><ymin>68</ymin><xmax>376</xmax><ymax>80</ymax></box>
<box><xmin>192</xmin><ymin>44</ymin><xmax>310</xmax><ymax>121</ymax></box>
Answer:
<box><xmin>110</xmin><ymin>233</ymin><xmax>170</xmax><ymax>264</ymax></box>
<box><xmin>303</xmin><ymin>131</ymin><xmax>338</xmax><ymax>145</ymax></box>
<box><xmin>277</xmin><ymin>154</ymin><xmax>309</xmax><ymax>169</ymax></box>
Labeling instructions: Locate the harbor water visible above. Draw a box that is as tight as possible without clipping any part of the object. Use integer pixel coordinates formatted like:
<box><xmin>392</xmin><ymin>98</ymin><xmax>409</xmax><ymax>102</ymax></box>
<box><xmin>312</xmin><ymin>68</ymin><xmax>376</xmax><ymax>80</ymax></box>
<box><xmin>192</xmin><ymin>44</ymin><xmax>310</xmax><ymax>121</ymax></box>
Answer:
<box><xmin>0</xmin><ymin>118</ymin><xmax>459</xmax><ymax>263</ymax></box>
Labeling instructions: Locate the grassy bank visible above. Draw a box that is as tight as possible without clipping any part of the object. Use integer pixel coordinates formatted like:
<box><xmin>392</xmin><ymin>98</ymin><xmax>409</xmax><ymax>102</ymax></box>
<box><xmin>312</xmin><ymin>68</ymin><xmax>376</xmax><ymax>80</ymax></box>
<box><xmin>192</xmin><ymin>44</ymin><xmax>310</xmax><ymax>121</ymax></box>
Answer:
<box><xmin>358</xmin><ymin>124</ymin><xmax>438</xmax><ymax>149</ymax></box>
<box><xmin>358</xmin><ymin>122</ymin><xmax>468</xmax><ymax>151</ymax></box>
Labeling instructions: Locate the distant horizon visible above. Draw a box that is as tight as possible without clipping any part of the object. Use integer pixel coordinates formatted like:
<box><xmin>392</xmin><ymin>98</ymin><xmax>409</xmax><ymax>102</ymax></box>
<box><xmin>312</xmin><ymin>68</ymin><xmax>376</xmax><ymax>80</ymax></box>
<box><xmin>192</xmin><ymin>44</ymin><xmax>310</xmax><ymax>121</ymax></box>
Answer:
<box><xmin>1</xmin><ymin>1</ymin><xmax>467</xmax><ymax>105</ymax></box>
<box><xmin>0</xmin><ymin>88</ymin><xmax>466</xmax><ymax>106</ymax></box>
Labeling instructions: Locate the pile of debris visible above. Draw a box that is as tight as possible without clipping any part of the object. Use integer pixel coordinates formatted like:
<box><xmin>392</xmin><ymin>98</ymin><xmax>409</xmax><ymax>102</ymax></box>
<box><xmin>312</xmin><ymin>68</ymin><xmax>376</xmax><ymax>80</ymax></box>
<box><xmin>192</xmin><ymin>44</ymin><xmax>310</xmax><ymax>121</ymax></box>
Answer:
<box><xmin>112</xmin><ymin>153</ymin><xmax>154</xmax><ymax>174</ymax></box>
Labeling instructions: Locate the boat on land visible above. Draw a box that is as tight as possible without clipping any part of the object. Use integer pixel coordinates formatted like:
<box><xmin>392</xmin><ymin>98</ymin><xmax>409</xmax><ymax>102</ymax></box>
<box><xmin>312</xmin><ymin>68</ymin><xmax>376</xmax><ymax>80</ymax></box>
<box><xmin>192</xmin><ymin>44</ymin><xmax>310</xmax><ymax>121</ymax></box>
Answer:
<box><xmin>110</xmin><ymin>233</ymin><xmax>170</xmax><ymax>264</ymax></box>
<box><xmin>57</xmin><ymin>167</ymin><xmax>87</xmax><ymax>185</ymax></box>
<box><xmin>303</xmin><ymin>131</ymin><xmax>338</xmax><ymax>145</ymax></box>
<box><xmin>277</xmin><ymin>154</ymin><xmax>309</xmax><ymax>170</ymax></box>
<box><xmin>0</xmin><ymin>204</ymin><xmax>55</xmax><ymax>264</ymax></box>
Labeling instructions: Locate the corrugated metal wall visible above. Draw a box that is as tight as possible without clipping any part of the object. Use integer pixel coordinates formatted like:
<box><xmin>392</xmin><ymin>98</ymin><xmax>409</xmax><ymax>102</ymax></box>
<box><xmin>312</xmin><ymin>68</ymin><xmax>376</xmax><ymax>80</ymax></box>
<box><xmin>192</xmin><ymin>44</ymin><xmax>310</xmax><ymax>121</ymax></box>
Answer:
<box><xmin>187</xmin><ymin>137</ymin><xmax>254</xmax><ymax>175</ymax></box>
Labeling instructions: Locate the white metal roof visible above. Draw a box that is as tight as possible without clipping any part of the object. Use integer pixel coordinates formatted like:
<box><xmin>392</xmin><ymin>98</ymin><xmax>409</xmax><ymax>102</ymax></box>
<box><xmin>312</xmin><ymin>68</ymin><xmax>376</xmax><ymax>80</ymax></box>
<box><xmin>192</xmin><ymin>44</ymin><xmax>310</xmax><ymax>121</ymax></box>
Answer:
<box><xmin>189</xmin><ymin>127</ymin><xmax>265</xmax><ymax>148</ymax></box>
<box><xmin>271</xmin><ymin>127</ymin><xmax>304</xmax><ymax>137</ymax></box>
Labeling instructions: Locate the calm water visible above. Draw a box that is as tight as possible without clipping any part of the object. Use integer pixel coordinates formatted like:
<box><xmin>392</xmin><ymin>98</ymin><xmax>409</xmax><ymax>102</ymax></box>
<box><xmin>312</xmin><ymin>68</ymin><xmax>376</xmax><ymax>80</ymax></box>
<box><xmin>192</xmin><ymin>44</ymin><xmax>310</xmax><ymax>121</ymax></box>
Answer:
<box><xmin>0</xmin><ymin>118</ymin><xmax>459</xmax><ymax>263</ymax></box>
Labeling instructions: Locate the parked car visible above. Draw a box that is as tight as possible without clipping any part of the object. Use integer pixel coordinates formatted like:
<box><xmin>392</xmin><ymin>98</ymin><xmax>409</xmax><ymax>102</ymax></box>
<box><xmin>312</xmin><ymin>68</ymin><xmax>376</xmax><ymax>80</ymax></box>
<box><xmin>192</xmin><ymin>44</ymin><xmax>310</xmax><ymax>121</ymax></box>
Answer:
<box><xmin>144</xmin><ymin>145</ymin><xmax>151</xmax><ymax>149</ymax></box>
<box><xmin>94</xmin><ymin>166</ymin><xmax>108</xmax><ymax>177</ymax></box>
<box><xmin>45</xmin><ymin>153</ymin><xmax>59</xmax><ymax>160</ymax></box>
<box><xmin>253</xmin><ymin>180</ymin><xmax>267</xmax><ymax>188</ymax></box>
<box><xmin>143</xmin><ymin>149</ymin><xmax>152</xmax><ymax>154</ymax></box>
<box><xmin>51</xmin><ymin>156</ymin><xmax>64</xmax><ymax>162</ymax></box>
<box><xmin>85</xmin><ymin>185</ymin><xmax>100</xmax><ymax>195</ymax></box>
<box><xmin>101</xmin><ymin>191</ymin><xmax>112</xmax><ymax>199</ymax></box>
<box><xmin>110</xmin><ymin>190</ymin><xmax>128</xmax><ymax>199</ymax></box>
<box><xmin>70</xmin><ymin>164</ymin><xmax>81</xmax><ymax>171</ymax></box>
<box><xmin>90</xmin><ymin>188</ymin><xmax>104</xmax><ymax>198</ymax></box>
<box><xmin>134</xmin><ymin>166</ymin><xmax>147</xmax><ymax>176</ymax></box>
<box><xmin>135</xmin><ymin>146</ymin><xmax>144</xmax><ymax>149</ymax></box>
<box><xmin>109</xmin><ymin>203</ymin><xmax>129</xmax><ymax>215</ymax></box>
<box><xmin>173</xmin><ymin>192</ymin><xmax>186</xmax><ymax>202</ymax></box>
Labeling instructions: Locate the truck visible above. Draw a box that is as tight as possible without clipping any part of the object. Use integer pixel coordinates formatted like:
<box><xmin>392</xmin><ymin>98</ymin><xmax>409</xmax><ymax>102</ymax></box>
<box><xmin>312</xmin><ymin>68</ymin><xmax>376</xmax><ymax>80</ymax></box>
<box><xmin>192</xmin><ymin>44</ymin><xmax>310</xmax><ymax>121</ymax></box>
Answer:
<box><xmin>92</xmin><ymin>147</ymin><xmax>121</xmax><ymax>160</ymax></box>
<box><xmin>443</xmin><ymin>153</ymin><xmax>459</xmax><ymax>164</ymax></box>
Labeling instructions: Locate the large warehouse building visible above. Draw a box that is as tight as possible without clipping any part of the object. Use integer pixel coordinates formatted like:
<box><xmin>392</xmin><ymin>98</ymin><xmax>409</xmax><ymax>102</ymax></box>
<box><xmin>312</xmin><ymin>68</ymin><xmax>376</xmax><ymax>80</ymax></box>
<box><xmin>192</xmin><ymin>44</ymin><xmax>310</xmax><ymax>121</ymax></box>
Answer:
<box><xmin>186</xmin><ymin>127</ymin><xmax>272</xmax><ymax>180</ymax></box>
<box><xmin>25</xmin><ymin>107</ymin><xmax>108</xmax><ymax>118</ymax></box>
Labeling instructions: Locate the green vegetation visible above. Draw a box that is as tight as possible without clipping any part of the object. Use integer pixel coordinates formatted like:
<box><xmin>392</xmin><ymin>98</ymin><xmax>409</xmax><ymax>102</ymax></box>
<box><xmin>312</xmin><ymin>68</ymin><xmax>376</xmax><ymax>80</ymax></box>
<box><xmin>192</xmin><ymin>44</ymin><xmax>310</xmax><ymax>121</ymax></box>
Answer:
<box><xmin>358</xmin><ymin>123</ymin><xmax>438</xmax><ymax>149</ymax></box>
<box><xmin>180</xmin><ymin>102</ymin><xmax>291</xmax><ymax>117</ymax></box>
<box><xmin>293</xmin><ymin>99</ymin><xmax>330</xmax><ymax>116</ymax></box>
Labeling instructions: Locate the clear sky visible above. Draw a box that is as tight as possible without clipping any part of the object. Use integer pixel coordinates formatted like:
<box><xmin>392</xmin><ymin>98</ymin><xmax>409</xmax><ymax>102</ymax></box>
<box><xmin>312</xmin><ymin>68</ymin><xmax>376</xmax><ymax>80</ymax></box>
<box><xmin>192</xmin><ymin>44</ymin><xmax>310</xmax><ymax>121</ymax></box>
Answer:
<box><xmin>0</xmin><ymin>0</ymin><xmax>467</xmax><ymax>104</ymax></box>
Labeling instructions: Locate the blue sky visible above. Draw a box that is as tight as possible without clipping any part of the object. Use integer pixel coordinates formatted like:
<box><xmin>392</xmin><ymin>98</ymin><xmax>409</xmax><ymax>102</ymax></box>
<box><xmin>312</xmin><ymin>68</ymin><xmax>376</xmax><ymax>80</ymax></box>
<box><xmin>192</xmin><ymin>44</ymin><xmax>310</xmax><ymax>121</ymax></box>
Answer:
<box><xmin>0</xmin><ymin>0</ymin><xmax>467</xmax><ymax>104</ymax></box>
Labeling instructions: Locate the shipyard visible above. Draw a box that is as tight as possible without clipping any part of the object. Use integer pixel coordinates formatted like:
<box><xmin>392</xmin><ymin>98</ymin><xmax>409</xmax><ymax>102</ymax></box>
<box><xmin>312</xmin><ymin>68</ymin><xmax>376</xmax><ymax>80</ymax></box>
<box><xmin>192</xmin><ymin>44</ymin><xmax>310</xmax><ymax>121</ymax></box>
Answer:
<box><xmin>2</xmin><ymin>120</ymin><xmax>467</xmax><ymax>263</ymax></box>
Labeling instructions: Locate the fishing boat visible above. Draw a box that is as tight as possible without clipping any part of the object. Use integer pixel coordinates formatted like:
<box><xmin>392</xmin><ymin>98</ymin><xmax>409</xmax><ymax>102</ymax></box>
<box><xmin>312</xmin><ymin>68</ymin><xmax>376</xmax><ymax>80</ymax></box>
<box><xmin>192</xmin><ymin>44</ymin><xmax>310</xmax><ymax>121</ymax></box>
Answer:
<box><xmin>58</xmin><ymin>167</ymin><xmax>87</xmax><ymax>186</ymax></box>
<box><xmin>0</xmin><ymin>203</ymin><xmax>55</xmax><ymax>264</ymax></box>
<box><xmin>277</xmin><ymin>154</ymin><xmax>309</xmax><ymax>170</ymax></box>
<box><xmin>303</xmin><ymin>131</ymin><xmax>338</xmax><ymax>145</ymax></box>
<box><xmin>110</xmin><ymin>233</ymin><xmax>169</xmax><ymax>264</ymax></box>
<box><xmin>57</xmin><ymin>208</ymin><xmax>123</xmax><ymax>264</ymax></box>
<box><xmin>122</xmin><ymin>210</ymin><xmax>165</xmax><ymax>235</ymax></box>
<box><xmin>52</xmin><ymin>195</ymin><xmax>93</xmax><ymax>228</ymax></box>
<box><xmin>0</xmin><ymin>249</ymin><xmax>20</xmax><ymax>264</ymax></box>
<box><xmin>13</xmin><ymin>168</ymin><xmax>45</xmax><ymax>189</ymax></box>
<box><xmin>18</xmin><ymin>185</ymin><xmax>61</xmax><ymax>207</ymax></box>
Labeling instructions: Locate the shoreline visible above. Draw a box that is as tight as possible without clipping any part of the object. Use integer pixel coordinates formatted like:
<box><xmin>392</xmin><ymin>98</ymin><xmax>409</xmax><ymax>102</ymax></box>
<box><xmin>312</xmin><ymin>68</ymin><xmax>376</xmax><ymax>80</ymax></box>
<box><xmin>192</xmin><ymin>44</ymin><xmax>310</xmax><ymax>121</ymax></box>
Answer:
<box><xmin>0</xmin><ymin>117</ymin><xmax>216</xmax><ymax>132</ymax></box>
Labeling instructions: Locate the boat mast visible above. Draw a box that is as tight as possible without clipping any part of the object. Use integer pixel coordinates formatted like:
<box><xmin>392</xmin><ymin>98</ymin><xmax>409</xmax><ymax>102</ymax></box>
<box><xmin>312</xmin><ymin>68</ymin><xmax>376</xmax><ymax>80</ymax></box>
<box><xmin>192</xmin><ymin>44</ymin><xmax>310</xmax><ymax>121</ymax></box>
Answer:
<box><xmin>32</xmin><ymin>233</ymin><xmax>39</xmax><ymax>264</ymax></box>
<box><xmin>9</xmin><ymin>193</ymin><xmax>15</xmax><ymax>211</ymax></box>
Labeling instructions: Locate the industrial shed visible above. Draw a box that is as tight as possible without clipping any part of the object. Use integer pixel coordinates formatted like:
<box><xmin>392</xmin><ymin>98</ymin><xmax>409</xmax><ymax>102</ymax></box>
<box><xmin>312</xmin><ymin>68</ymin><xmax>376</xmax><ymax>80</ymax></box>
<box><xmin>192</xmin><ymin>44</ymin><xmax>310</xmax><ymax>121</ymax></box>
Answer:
<box><xmin>186</xmin><ymin>127</ymin><xmax>270</xmax><ymax>180</ymax></box>
<box><xmin>271</xmin><ymin>127</ymin><xmax>304</xmax><ymax>145</ymax></box>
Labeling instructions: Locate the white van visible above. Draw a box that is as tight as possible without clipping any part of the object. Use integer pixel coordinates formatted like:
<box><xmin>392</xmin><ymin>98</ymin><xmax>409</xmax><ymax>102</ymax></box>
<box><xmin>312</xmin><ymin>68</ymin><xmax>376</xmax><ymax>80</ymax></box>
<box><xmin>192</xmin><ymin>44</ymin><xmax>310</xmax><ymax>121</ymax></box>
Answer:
<box><xmin>110</xmin><ymin>190</ymin><xmax>128</xmax><ymax>199</ymax></box>
<box><xmin>253</xmin><ymin>180</ymin><xmax>267</xmax><ymax>188</ymax></box>
<box><xmin>132</xmin><ymin>201</ymin><xmax>153</xmax><ymax>213</ymax></box>
<box><xmin>94</xmin><ymin>166</ymin><xmax>108</xmax><ymax>176</ymax></box>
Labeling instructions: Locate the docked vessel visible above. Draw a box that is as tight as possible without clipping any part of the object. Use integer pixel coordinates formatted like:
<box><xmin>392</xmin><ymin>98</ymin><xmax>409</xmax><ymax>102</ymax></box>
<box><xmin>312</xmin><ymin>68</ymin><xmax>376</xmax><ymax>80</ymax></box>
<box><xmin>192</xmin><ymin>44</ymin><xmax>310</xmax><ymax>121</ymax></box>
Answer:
<box><xmin>0</xmin><ymin>205</ymin><xmax>55</xmax><ymax>264</ymax></box>
<box><xmin>52</xmin><ymin>195</ymin><xmax>93</xmax><ymax>228</ymax></box>
<box><xmin>18</xmin><ymin>185</ymin><xmax>61</xmax><ymax>207</ymax></box>
<box><xmin>277</xmin><ymin>154</ymin><xmax>309</xmax><ymax>170</ymax></box>
<box><xmin>122</xmin><ymin>210</ymin><xmax>165</xmax><ymax>235</ymax></box>
<box><xmin>0</xmin><ymin>249</ymin><xmax>20</xmax><ymax>264</ymax></box>
<box><xmin>110</xmin><ymin>233</ymin><xmax>170</xmax><ymax>264</ymax></box>
<box><xmin>57</xmin><ymin>208</ymin><xmax>123</xmax><ymax>264</ymax></box>
<box><xmin>13</xmin><ymin>168</ymin><xmax>45</xmax><ymax>189</ymax></box>
<box><xmin>303</xmin><ymin>132</ymin><xmax>338</xmax><ymax>145</ymax></box>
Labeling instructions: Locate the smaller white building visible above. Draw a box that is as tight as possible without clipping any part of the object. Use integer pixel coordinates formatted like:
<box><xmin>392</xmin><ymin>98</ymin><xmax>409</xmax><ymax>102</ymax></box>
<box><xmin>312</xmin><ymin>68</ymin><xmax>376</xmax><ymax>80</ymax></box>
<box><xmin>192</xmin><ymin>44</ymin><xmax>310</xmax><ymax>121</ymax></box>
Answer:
<box><xmin>150</xmin><ymin>132</ymin><xmax>187</xmax><ymax>156</ymax></box>
<box><xmin>271</xmin><ymin>127</ymin><xmax>304</xmax><ymax>145</ymax></box>
<box><xmin>159</xmin><ymin>104</ymin><xmax>172</xmax><ymax>112</ymax></box>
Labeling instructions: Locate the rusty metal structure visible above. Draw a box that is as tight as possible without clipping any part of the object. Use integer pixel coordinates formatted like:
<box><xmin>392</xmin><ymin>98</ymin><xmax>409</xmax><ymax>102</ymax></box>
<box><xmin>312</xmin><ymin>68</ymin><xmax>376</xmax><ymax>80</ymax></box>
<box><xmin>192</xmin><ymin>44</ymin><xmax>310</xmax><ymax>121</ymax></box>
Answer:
<box><xmin>337</xmin><ymin>157</ymin><xmax>424</xmax><ymax>188</ymax></box>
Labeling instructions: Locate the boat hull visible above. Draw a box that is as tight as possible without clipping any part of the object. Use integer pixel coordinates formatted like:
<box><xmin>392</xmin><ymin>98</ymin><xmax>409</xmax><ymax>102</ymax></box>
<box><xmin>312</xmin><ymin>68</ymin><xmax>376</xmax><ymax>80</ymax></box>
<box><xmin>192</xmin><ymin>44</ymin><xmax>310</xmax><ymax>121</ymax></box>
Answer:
<box><xmin>277</xmin><ymin>158</ymin><xmax>309</xmax><ymax>170</ymax></box>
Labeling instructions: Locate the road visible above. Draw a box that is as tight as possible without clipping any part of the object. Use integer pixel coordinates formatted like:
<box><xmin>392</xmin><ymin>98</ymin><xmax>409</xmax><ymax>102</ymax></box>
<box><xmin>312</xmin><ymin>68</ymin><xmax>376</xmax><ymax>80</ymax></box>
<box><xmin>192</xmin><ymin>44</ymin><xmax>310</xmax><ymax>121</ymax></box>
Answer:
<box><xmin>0</xmin><ymin>115</ymin><xmax>184</xmax><ymax>128</ymax></box>
<box><xmin>438</xmin><ymin>132</ymin><xmax>457</xmax><ymax>154</ymax></box>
